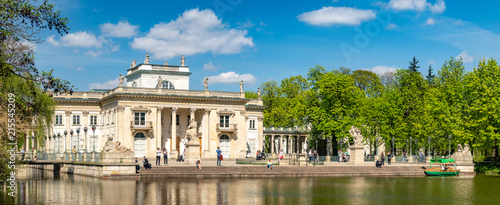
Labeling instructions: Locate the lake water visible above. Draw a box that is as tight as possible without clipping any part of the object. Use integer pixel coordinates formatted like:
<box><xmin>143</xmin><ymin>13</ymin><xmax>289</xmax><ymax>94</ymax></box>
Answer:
<box><xmin>1</xmin><ymin>170</ymin><xmax>499</xmax><ymax>204</ymax></box>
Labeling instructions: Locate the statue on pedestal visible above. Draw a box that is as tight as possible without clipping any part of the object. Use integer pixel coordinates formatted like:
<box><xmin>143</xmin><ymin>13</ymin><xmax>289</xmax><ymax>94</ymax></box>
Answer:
<box><xmin>181</xmin><ymin>55</ymin><xmax>185</xmax><ymax>66</ymax></box>
<box><xmin>204</xmin><ymin>77</ymin><xmax>209</xmax><ymax>90</ymax></box>
<box><xmin>144</xmin><ymin>53</ymin><xmax>150</xmax><ymax>64</ymax></box>
<box><xmin>240</xmin><ymin>80</ymin><xmax>244</xmax><ymax>92</ymax></box>
<box><xmin>157</xmin><ymin>76</ymin><xmax>163</xmax><ymax>88</ymax></box>
<box><xmin>186</xmin><ymin>120</ymin><xmax>199</xmax><ymax>143</ymax></box>
<box><xmin>257</xmin><ymin>88</ymin><xmax>261</xmax><ymax>99</ymax></box>
<box><xmin>130</xmin><ymin>59</ymin><xmax>136</xmax><ymax>68</ymax></box>
<box><xmin>118</xmin><ymin>74</ymin><xmax>124</xmax><ymax>87</ymax></box>
<box><xmin>349</xmin><ymin>126</ymin><xmax>364</xmax><ymax>146</ymax></box>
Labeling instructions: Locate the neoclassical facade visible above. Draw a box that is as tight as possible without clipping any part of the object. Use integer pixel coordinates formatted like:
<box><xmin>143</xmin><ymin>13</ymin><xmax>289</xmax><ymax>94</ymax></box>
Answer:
<box><xmin>45</xmin><ymin>54</ymin><xmax>265</xmax><ymax>159</ymax></box>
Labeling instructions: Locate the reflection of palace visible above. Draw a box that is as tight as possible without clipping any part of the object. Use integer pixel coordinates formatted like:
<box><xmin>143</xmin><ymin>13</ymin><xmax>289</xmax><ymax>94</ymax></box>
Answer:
<box><xmin>45</xmin><ymin>54</ymin><xmax>265</xmax><ymax>159</ymax></box>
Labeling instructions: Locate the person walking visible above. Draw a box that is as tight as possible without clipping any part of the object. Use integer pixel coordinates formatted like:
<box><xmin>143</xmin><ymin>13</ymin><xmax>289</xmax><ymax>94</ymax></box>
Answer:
<box><xmin>313</xmin><ymin>150</ymin><xmax>318</xmax><ymax>164</ymax></box>
<box><xmin>402</xmin><ymin>151</ymin><xmax>407</xmax><ymax>162</ymax></box>
<box><xmin>216</xmin><ymin>147</ymin><xmax>222</xmax><ymax>166</ymax></box>
<box><xmin>380</xmin><ymin>152</ymin><xmax>385</xmax><ymax>166</ymax></box>
<box><xmin>156</xmin><ymin>148</ymin><xmax>161</xmax><ymax>166</ymax></box>
<box><xmin>163</xmin><ymin>148</ymin><xmax>168</xmax><ymax>165</ymax></box>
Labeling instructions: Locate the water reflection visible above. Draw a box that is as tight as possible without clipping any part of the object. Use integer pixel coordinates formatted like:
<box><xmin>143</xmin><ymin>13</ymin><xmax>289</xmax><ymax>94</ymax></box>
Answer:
<box><xmin>1</xmin><ymin>169</ymin><xmax>499</xmax><ymax>205</ymax></box>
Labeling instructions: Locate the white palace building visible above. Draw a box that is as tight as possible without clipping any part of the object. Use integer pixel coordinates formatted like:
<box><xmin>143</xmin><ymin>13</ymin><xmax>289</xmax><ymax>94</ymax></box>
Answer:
<box><xmin>45</xmin><ymin>54</ymin><xmax>266</xmax><ymax>159</ymax></box>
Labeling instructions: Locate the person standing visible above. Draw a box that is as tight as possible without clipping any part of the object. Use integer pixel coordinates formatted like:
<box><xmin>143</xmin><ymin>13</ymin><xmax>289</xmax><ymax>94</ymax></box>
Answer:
<box><xmin>196</xmin><ymin>160</ymin><xmax>201</xmax><ymax>171</ymax></box>
<box><xmin>20</xmin><ymin>148</ymin><xmax>25</xmax><ymax>161</ymax></box>
<box><xmin>163</xmin><ymin>148</ymin><xmax>168</xmax><ymax>165</ymax></box>
<box><xmin>387</xmin><ymin>151</ymin><xmax>392</xmax><ymax>166</ymax></box>
<box><xmin>156</xmin><ymin>148</ymin><xmax>161</xmax><ymax>166</ymax></box>
<box><xmin>338</xmin><ymin>150</ymin><xmax>342</xmax><ymax>162</ymax></box>
<box><xmin>309</xmin><ymin>149</ymin><xmax>312</xmax><ymax>163</ymax></box>
<box><xmin>380</xmin><ymin>152</ymin><xmax>385</xmax><ymax>166</ymax></box>
<box><xmin>216</xmin><ymin>147</ymin><xmax>222</xmax><ymax>166</ymax></box>
<box><xmin>313</xmin><ymin>150</ymin><xmax>318</xmax><ymax>164</ymax></box>
<box><xmin>403</xmin><ymin>151</ymin><xmax>407</xmax><ymax>162</ymax></box>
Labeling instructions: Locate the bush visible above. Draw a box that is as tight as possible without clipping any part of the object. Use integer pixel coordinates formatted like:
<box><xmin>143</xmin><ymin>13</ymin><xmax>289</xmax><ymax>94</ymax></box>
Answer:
<box><xmin>475</xmin><ymin>162</ymin><xmax>500</xmax><ymax>174</ymax></box>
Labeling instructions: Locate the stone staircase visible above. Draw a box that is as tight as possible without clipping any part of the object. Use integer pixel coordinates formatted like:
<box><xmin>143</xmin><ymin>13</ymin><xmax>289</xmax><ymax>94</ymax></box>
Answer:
<box><xmin>138</xmin><ymin>165</ymin><xmax>426</xmax><ymax>178</ymax></box>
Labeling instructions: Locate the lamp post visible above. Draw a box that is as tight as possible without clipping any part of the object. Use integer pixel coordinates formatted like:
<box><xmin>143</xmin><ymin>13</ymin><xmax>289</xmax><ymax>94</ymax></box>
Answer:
<box><xmin>409</xmin><ymin>137</ymin><xmax>412</xmax><ymax>158</ymax></box>
<box><xmin>315</xmin><ymin>139</ymin><xmax>318</xmax><ymax>152</ymax></box>
<box><xmin>64</xmin><ymin>130</ymin><xmax>68</xmax><ymax>152</ymax></box>
<box><xmin>392</xmin><ymin>137</ymin><xmax>395</xmax><ymax>157</ymax></box>
<box><xmin>83</xmin><ymin>127</ymin><xmax>88</xmax><ymax>152</ymax></box>
<box><xmin>57</xmin><ymin>133</ymin><xmax>61</xmax><ymax>153</ymax></box>
<box><xmin>326</xmin><ymin>138</ymin><xmax>330</xmax><ymax>157</ymax></box>
<box><xmin>428</xmin><ymin>136</ymin><xmax>431</xmax><ymax>157</ymax></box>
<box><xmin>69</xmin><ymin>130</ymin><xmax>74</xmax><ymax>152</ymax></box>
<box><xmin>448</xmin><ymin>135</ymin><xmax>452</xmax><ymax>158</ymax></box>
<box><xmin>52</xmin><ymin>134</ymin><xmax>56</xmax><ymax>153</ymax></box>
<box><xmin>92</xmin><ymin>125</ymin><xmax>96</xmax><ymax>152</ymax></box>
<box><xmin>76</xmin><ymin>128</ymin><xmax>80</xmax><ymax>153</ymax></box>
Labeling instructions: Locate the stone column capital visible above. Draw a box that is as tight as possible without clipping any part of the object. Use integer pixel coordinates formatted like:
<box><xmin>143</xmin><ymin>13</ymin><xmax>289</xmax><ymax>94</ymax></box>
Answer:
<box><xmin>83</xmin><ymin>111</ymin><xmax>89</xmax><ymax>116</ymax></box>
<box><xmin>190</xmin><ymin>108</ymin><xmax>196</xmax><ymax>114</ymax></box>
<box><xmin>204</xmin><ymin>109</ymin><xmax>210</xmax><ymax>114</ymax></box>
<box><xmin>171</xmin><ymin>107</ymin><xmax>178</xmax><ymax>113</ymax></box>
<box><xmin>65</xmin><ymin>110</ymin><xmax>72</xmax><ymax>116</ymax></box>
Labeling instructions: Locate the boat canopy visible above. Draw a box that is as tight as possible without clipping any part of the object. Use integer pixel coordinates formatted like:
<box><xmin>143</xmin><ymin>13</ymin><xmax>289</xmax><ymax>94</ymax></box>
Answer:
<box><xmin>430</xmin><ymin>159</ymin><xmax>455</xmax><ymax>164</ymax></box>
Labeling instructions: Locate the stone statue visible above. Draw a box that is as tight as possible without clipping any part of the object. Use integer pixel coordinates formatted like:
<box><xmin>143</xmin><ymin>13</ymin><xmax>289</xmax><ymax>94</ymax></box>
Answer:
<box><xmin>240</xmin><ymin>80</ymin><xmax>244</xmax><ymax>92</ymax></box>
<box><xmin>349</xmin><ymin>126</ymin><xmax>364</xmax><ymax>146</ymax></box>
<box><xmin>103</xmin><ymin>140</ymin><xmax>131</xmax><ymax>152</ymax></box>
<box><xmin>257</xmin><ymin>88</ymin><xmax>261</xmax><ymax>99</ymax></box>
<box><xmin>463</xmin><ymin>143</ymin><xmax>470</xmax><ymax>153</ymax></box>
<box><xmin>457</xmin><ymin>144</ymin><xmax>463</xmax><ymax>152</ymax></box>
<box><xmin>157</xmin><ymin>76</ymin><xmax>163</xmax><ymax>88</ymax></box>
<box><xmin>186</xmin><ymin>120</ymin><xmax>199</xmax><ymax>142</ymax></box>
<box><xmin>204</xmin><ymin>77</ymin><xmax>209</xmax><ymax>90</ymax></box>
<box><xmin>164</xmin><ymin>60</ymin><xmax>168</xmax><ymax>65</ymax></box>
<box><xmin>144</xmin><ymin>53</ymin><xmax>150</xmax><ymax>64</ymax></box>
<box><xmin>181</xmin><ymin>55</ymin><xmax>185</xmax><ymax>66</ymax></box>
<box><xmin>130</xmin><ymin>59</ymin><xmax>136</xmax><ymax>68</ymax></box>
<box><xmin>118</xmin><ymin>74</ymin><xmax>124</xmax><ymax>87</ymax></box>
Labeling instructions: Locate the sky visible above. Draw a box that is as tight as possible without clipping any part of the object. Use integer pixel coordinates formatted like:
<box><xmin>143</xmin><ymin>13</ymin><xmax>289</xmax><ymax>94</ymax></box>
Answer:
<box><xmin>34</xmin><ymin>0</ymin><xmax>500</xmax><ymax>92</ymax></box>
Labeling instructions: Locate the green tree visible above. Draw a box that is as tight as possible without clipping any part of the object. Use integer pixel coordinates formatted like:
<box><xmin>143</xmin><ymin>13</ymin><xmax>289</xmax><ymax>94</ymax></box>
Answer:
<box><xmin>351</xmin><ymin>70</ymin><xmax>383</xmax><ymax>97</ymax></box>
<box><xmin>245</xmin><ymin>90</ymin><xmax>258</xmax><ymax>99</ymax></box>
<box><xmin>426</xmin><ymin>64</ymin><xmax>435</xmax><ymax>85</ymax></box>
<box><xmin>408</xmin><ymin>56</ymin><xmax>420</xmax><ymax>72</ymax></box>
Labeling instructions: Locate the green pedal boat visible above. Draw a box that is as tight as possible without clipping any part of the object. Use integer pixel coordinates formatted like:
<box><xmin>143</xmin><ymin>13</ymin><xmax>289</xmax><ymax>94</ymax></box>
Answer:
<box><xmin>424</xmin><ymin>158</ymin><xmax>460</xmax><ymax>176</ymax></box>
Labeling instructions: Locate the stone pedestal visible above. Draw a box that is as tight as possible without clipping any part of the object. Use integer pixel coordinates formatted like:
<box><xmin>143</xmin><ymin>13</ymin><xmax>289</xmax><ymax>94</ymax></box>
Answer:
<box><xmin>348</xmin><ymin>145</ymin><xmax>365</xmax><ymax>165</ymax></box>
<box><xmin>451</xmin><ymin>144</ymin><xmax>474</xmax><ymax>172</ymax></box>
<box><xmin>101</xmin><ymin>152</ymin><xmax>134</xmax><ymax>163</ymax></box>
<box><xmin>326</xmin><ymin>155</ymin><xmax>331</xmax><ymax>162</ymax></box>
<box><xmin>185</xmin><ymin>141</ymin><xmax>201</xmax><ymax>165</ymax></box>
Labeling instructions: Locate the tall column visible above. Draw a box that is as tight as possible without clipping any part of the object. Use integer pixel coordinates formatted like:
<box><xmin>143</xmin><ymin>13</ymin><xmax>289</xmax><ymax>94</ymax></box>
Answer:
<box><xmin>171</xmin><ymin>108</ymin><xmax>178</xmax><ymax>155</ymax></box>
<box><xmin>271</xmin><ymin>135</ymin><xmax>275</xmax><ymax>154</ymax></box>
<box><xmin>189</xmin><ymin>108</ymin><xmax>196</xmax><ymax>121</ymax></box>
<box><xmin>202</xmin><ymin>109</ymin><xmax>210</xmax><ymax>157</ymax></box>
<box><xmin>157</xmin><ymin>107</ymin><xmax>162</xmax><ymax>149</ymax></box>
<box><xmin>65</xmin><ymin>111</ymin><xmax>71</xmax><ymax>152</ymax></box>
<box><xmin>280</xmin><ymin>135</ymin><xmax>283</xmax><ymax>153</ymax></box>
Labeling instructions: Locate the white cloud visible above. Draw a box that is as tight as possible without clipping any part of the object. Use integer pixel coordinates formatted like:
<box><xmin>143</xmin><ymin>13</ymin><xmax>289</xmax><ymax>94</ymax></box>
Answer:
<box><xmin>46</xmin><ymin>35</ymin><xmax>60</xmax><ymax>46</ymax></box>
<box><xmin>298</xmin><ymin>6</ymin><xmax>376</xmax><ymax>26</ymax></box>
<box><xmin>388</xmin><ymin>0</ymin><xmax>446</xmax><ymax>13</ymax></box>
<box><xmin>361</xmin><ymin>66</ymin><xmax>398</xmax><ymax>75</ymax></box>
<box><xmin>453</xmin><ymin>19</ymin><xmax>465</xmax><ymax>26</ymax></box>
<box><xmin>99</xmin><ymin>20</ymin><xmax>139</xmax><ymax>38</ymax></box>
<box><xmin>59</xmin><ymin>31</ymin><xmax>103</xmax><ymax>48</ymax></box>
<box><xmin>389</xmin><ymin>0</ymin><xmax>427</xmax><ymax>11</ymax></box>
<box><xmin>386</xmin><ymin>23</ymin><xmax>398</xmax><ymax>29</ymax></box>
<box><xmin>202</xmin><ymin>61</ymin><xmax>218</xmax><ymax>71</ymax></box>
<box><xmin>455</xmin><ymin>50</ymin><xmax>474</xmax><ymax>63</ymax></box>
<box><xmin>205</xmin><ymin>71</ymin><xmax>256</xmax><ymax>84</ymax></box>
<box><xmin>428</xmin><ymin>0</ymin><xmax>446</xmax><ymax>14</ymax></box>
<box><xmin>424</xmin><ymin>18</ymin><xmax>436</xmax><ymax>25</ymax></box>
<box><xmin>89</xmin><ymin>77</ymin><xmax>126</xmax><ymax>89</ymax></box>
<box><xmin>85</xmin><ymin>50</ymin><xmax>104</xmax><ymax>57</ymax></box>
<box><xmin>131</xmin><ymin>8</ymin><xmax>254</xmax><ymax>60</ymax></box>
<box><xmin>238</xmin><ymin>20</ymin><xmax>254</xmax><ymax>29</ymax></box>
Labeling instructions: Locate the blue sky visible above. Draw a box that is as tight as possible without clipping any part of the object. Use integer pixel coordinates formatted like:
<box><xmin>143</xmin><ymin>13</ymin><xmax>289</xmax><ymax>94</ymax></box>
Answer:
<box><xmin>35</xmin><ymin>0</ymin><xmax>500</xmax><ymax>92</ymax></box>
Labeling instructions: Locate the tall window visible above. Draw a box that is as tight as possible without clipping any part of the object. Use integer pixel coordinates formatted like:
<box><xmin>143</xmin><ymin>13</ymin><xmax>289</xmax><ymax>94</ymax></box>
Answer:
<box><xmin>158</xmin><ymin>81</ymin><xmax>175</xmax><ymax>89</ymax></box>
<box><xmin>72</xmin><ymin>115</ymin><xmax>80</xmax><ymax>125</ymax></box>
<box><xmin>249</xmin><ymin>119</ymin><xmax>256</xmax><ymax>130</ymax></box>
<box><xmin>132</xmin><ymin>82</ymin><xmax>137</xmax><ymax>87</ymax></box>
<box><xmin>187</xmin><ymin>115</ymin><xmax>190</xmax><ymax>125</ymax></box>
<box><xmin>55</xmin><ymin>115</ymin><xmax>63</xmax><ymax>125</ymax></box>
<box><xmin>176</xmin><ymin>114</ymin><xmax>179</xmax><ymax>125</ymax></box>
<box><xmin>134</xmin><ymin>112</ymin><xmax>146</xmax><ymax>125</ymax></box>
<box><xmin>90</xmin><ymin>116</ymin><xmax>97</xmax><ymax>125</ymax></box>
<box><xmin>220</xmin><ymin>115</ymin><xmax>230</xmax><ymax>128</ymax></box>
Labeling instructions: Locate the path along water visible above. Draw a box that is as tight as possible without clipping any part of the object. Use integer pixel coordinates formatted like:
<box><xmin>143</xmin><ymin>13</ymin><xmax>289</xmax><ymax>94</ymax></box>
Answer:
<box><xmin>1</xmin><ymin>170</ymin><xmax>499</xmax><ymax>204</ymax></box>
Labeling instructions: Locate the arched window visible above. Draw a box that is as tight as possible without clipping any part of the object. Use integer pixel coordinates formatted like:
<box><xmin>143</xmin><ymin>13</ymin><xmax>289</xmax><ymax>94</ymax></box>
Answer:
<box><xmin>157</xmin><ymin>81</ymin><xmax>175</xmax><ymax>89</ymax></box>
<box><xmin>132</xmin><ymin>82</ymin><xmax>137</xmax><ymax>87</ymax></box>
<box><xmin>134</xmin><ymin>132</ymin><xmax>146</xmax><ymax>157</ymax></box>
